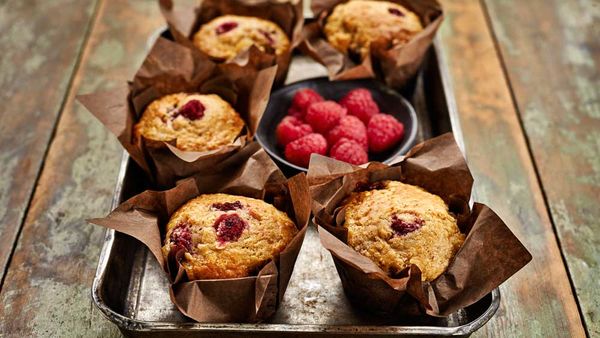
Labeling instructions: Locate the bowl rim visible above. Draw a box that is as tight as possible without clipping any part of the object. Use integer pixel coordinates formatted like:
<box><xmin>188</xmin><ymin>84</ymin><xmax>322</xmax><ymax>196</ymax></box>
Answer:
<box><xmin>256</xmin><ymin>77</ymin><xmax>419</xmax><ymax>172</ymax></box>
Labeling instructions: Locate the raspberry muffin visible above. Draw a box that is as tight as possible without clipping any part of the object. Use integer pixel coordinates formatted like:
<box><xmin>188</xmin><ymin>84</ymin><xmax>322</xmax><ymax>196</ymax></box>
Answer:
<box><xmin>162</xmin><ymin>193</ymin><xmax>298</xmax><ymax>280</ymax></box>
<box><xmin>342</xmin><ymin>180</ymin><xmax>464</xmax><ymax>281</ymax></box>
<box><xmin>324</xmin><ymin>0</ymin><xmax>423</xmax><ymax>59</ymax></box>
<box><xmin>134</xmin><ymin>93</ymin><xmax>245</xmax><ymax>152</ymax></box>
<box><xmin>193</xmin><ymin>15</ymin><xmax>290</xmax><ymax>61</ymax></box>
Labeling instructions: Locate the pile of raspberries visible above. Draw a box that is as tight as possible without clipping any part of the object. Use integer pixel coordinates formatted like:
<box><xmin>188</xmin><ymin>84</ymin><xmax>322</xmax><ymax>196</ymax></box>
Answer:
<box><xmin>276</xmin><ymin>88</ymin><xmax>405</xmax><ymax>167</ymax></box>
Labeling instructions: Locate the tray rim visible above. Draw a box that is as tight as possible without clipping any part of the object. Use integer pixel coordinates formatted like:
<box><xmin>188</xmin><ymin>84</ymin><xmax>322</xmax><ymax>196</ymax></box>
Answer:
<box><xmin>91</xmin><ymin>38</ymin><xmax>501</xmax><ymax>335</ymax></box>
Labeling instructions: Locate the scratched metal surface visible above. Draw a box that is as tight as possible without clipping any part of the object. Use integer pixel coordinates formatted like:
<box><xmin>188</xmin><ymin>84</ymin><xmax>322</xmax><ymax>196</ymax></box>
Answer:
<box><xmin>92</xmin><ymin>45</ymin><xmax>500</xmax><ymax>337</ymax></box>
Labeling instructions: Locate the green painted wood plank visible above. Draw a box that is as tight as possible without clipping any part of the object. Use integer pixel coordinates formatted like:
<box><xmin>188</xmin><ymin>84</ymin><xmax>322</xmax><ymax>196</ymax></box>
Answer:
<box><xmin>0</xmin><ymin>0</ymin><xmax>172</xmax><ymax>335</ymax></box>
<box><xmin>0</xmin><ymin>0</ymin><xmax>589</xmax><ymax>336</ymax></box>
<box><xmin>482</xmin><ymin>0</ymin><xmax>600</xmax><ymax>335</ymax></box>
<box><xmin>0</xmin><ymin>0</ymin><xmax>98</xmax><ymax>284</ymax></box>
<box><xmin>438</xmin><ymin>0</ymin><xmax>586</xmax><ymax>336</ymax></box>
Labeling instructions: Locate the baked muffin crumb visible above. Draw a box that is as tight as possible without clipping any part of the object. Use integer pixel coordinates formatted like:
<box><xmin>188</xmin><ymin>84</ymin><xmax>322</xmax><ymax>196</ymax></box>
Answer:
<box><xmin>342</xmin><ymin>180</ymin><xmax>464</xmax><ymax>281</ymax></box>
<box><xmin>162</xmin><ymin>193</ymin><xmax>298</xmax><ymax>280</ymax></box>
<box><xmin>324</xmin><ymin>0</ymin><xmax>423</xmax><ymax>59</ymax></box>
<box><xmin>194</xmin><ymin>15</ymin><xmax>290</xmax><ymax>61</ymax></box>
<box><xmin>134</xmin><ymin>93</ymin><xmax>245</xmax><ymax>152</ymax></box>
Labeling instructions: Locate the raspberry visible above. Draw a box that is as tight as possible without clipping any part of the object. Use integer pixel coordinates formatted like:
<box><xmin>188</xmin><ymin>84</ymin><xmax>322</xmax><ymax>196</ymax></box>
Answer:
<box><xmin>290</xmin><ymin>88</ymin><xmax>324</xmax><ymax>119</ymax></box>
<box><xmin>216</xmin><ymin>22</ymin><xmax>238</xmax><ymax>35</ymax></box>
<box><xmin>259</xmin><ymin>29</ymin><xmax>275</xmax><ymax>45</ymax></box>
<box><xmin>176</xmin><ymin>100</ymin><xmax>205</xmax><ymax>120</ymax></box>
<box><xmin>170</xmin><ymin>222</ymin><xmax>192</xmax><ymax>251</ymax></box>
<box><xmin>339</xmin><ymin>88</ymin><xmax>379</xmax><ymax>124</ymax></box>
<box><xmin>367</xmin><ymin>114</ymin><xmax>405</xmax><ymax>153</ymax></box>
<box><xmin>329</xmin><ymin>139</ymin><xmax>369</xmax><ymax>165</ymax></box>
<box><xmin>211</xmin><ymin>201</ymin><xmax>243</xmax><ymax>211</ymax></box>
<box><xmin>276</xmin><ymin>116</ymin><xmax>313</xmax><ymax>147</ymax></box>
<box><xmin>355</xmin><ymin>181</ymin><xmax>386</xmax><ymax>192</ymax></box>
<box><xmin>388</xmin><ymin>8</ymin><xmax>405</xmax><ymax>17</ymax></box>
<box><xmin>213</xmin><ymin>213</ymin><xmax>247</xmax><ymax>243</ymax></box>
<box><xmin>327</xmin><ymin>115</ymin><xmax>368</xmax><ymax>150</ymax></box>
<box><xmin>287</xmin><ymin>106</ymin><xmax>304</xmax><ymax>119</ymax></box>
<box><xmin>284</xmin><ymin>133</ymin><xmax>328</xmax><ymax>167</ymax></box>
<box><xmin>390</xmin><ymin>213</ymin><xmax>424</xmax><ymax>236</ymax></box>
<box><xmin>305</xmin><ymin>101</ymin><xmax>347</xmax><ymax>134</ymax></box>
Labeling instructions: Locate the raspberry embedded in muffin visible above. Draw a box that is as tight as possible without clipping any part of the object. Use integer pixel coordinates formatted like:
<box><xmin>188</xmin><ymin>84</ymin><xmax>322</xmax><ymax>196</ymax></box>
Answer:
<box><xmin>387</xmin><ymin>8</ymin><xmax>404</xmax><ymax>17</ymax></box>
<box><xmin>133</xmin><ymin>93</ymin><xmax>245</xmax><ymax>152</ymax></box>
<box><xmin>161</xmin><ymin>194</ymin><xmax>298</xmax><ymax>280</ymax></box>
<box><xmin>324</xmin><ymin>0</ymin><xmax>423</xmax><ymax>60</ymax></box>
<box><xmin>390</xmin><ymin>212</ymin><xmax>424</xmax><ymax>236</ymax></box>
<box><xmin>354</xmin><ymin>181</ymin><xmax>386</xmax><ymax>192</ymax></box>
<box><xmin>211</xmin><ymin>201</ymin><xmax>243</xmax><ymax>211</ymax></box>
<box><xmin>341</xmin><ymin>180</ymin><xmax>464</xmax><ymax>281</ymax></box>
<box><xmin>213</xmin><ymin>213</ymin><xmax>248</xmax><ymax>244</ymax></box>
<box><xmin>193</xmin><ymin>15</ymin><xmax>291</xmax><ymax>61</ymax></box>
<box><xmin>216</xmin><ymin>21</ymin><xmax>239</xmax><ymax>35</ymax></box>
<box><xmin>175</xmin><ymin>100</ymin><xmax>205</xmax><ymax>120</ymax></box>
<box><xmin>169</xmin><ymin>222</ymin><xmax>193</xmax><ymax>251</ymax></box>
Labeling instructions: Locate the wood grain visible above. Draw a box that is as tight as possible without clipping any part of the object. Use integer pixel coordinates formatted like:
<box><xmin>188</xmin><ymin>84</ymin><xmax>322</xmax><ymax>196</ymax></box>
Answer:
<box><xmin>0</xmin><ymin>0</ymin><xmax>97</xmax><ymax>283</ymax></box>
<box><xmin>482</xmin><ymin>0</ymin><xmax>599</xmax><ymax>335</ymax></box>
<box><xmin>0</xmin><ymin>0</ymin><xmax>170</xmax><ymax>335</ymax></box>
<box><xmin>438</xmin><ymin>0</ymin><xmax>586</xmax><ymax>336</ymax></box>
<box><xmin>0</xmin><ymin>0</ymin><xmax>591</xmax><ymax>337</ymax></box>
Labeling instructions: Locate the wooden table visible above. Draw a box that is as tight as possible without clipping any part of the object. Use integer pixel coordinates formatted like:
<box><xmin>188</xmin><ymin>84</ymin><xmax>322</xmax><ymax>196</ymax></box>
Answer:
<box><xmin>0</xmin><ymin>0</ymin><xmax>597</xmax><ymax>336</ymax></box>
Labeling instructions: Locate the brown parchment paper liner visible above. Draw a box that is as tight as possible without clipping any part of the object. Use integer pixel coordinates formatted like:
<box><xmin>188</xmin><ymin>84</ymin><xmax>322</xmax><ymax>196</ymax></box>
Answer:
<box><xmin>159</xmin><ymin>0</ymin><xmax>303</xmax><ymax>85</ymax></box>
<box><xmin>78</xmin><ymin>37</ymin><xmax>277</xmax><ymax>188</ymax></box>
<box><xmin>307</xmin><ymin>133</ymin><xmax>532</xmax><ymax>316</ymax></box>
<box><xmin>89</xmin><ymin>144</ymin><xmax>311</xmax><ymax>323</ymax></box>
<box><xmin>301</xmin><ymin>0</ymin><xmax>443</xmax><ymax>89</ymax></box>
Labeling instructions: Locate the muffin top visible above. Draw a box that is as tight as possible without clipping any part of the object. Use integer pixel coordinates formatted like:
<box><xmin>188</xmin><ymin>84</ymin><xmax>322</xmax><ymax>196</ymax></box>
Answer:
<box><xmin>193</xmin><ymin>15</ymin><xmax>290</xmax><ymax>61</ymax></box>
<box><xmin>134</xmin><ymin>93</ymin><xmax>245</xmax><ymax>152</ymax></box>
<box><xmin>342</xmin><ymin>180</ymin><xmax>464</xmax><ymax>281</ymax></box>
<box><xmin>324</xmin><ymin>0</ymin><xmax>423</xmax><ymax>59</ymax></box>
<box><xmin>162</xmin><ymin>193</ymin><xmax>298</xmax><ymax>280</ymax></box>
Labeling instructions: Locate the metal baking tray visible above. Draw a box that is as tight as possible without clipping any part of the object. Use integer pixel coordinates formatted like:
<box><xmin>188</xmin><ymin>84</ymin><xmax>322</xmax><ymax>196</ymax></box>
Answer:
<box><xmin>92</xmin><ymin>36</ymin><xmax>500</xmax><ymax>337</ymax></box>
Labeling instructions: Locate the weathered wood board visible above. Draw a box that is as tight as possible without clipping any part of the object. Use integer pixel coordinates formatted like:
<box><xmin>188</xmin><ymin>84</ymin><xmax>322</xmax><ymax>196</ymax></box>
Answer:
<box><xmin>482</xmin><ymin>0</ymin><xmax>600</xmax><ymax>335</ymax></box>
<box><xmin>438</xmin><ymin>0</ymin><xmax>586</xmax><ymax>337</ymax></box>
<box><xmin>0</xmin><ymin>0</ymin><xmax>98</xmax><ymax>284</ymax></box>
<box><xmin>0</xmin><ymin>0</ymin><xmax>170</xmax><ymax>336</ymax></box>
<box><xmin>0</xmin><ymin>0</ymin><xmax>593</xmax><ymax>337</ymax></box>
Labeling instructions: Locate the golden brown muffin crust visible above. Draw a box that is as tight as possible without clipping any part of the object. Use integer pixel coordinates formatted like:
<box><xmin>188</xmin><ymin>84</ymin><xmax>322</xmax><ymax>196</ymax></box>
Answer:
<box><xmin>162</xmin><ymin>193</ymin><xmax>298</xmax><ymax>280</ymax></box>
<box><xmin>342</xmin><ymin>180</ymin><xmax>464</xmax><ymax>281</ymax></box>
<box><xmin>134</xmin><ymin>93</ymin><xmax>245</xmax><ymax>152</ymax></box>
<box><xmin>324</xmin><ymin>0</ymin><xmax>423</xmax><ymax>59</ymax></box>
<box><xmin>193</xmin><ymin>15</ymin><xmax>290</xmax><ymax>61</ymax></box>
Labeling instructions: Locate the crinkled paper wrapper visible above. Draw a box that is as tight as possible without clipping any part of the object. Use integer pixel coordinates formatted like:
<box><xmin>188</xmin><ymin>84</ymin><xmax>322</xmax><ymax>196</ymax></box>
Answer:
<box><xmin>159</xmin><ymin>0</ymin><xmax>304</xmax><ymax>85</ymax></box>
<box><xmin>301</xmin><ymin>0</ymin><xmax>443</xmax><ymax>89</ymax></box>
<box><xmin>90</xmin><ymin>145</ymin><xmax>311</xmax><ymax>323</ymax></box>
<box><xmin>307</xmin><ymin>133</ymin><xmax>532</xmax><ymax>316</ymax></box>
<box><xmin>78</xmin><ymin>37</ymin><xmax>277</xmax><ymax>187</ymax></box>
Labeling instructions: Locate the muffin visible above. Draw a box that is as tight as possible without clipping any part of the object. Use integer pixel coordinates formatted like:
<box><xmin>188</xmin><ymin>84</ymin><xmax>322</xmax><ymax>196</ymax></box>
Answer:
<box><xmin>324</xmin><ymin>0</ymin><xmax>423</xmax><ymax>59</ymax></box>
<box><xmin>162</xmin><ymin>193</ymin><xmax>298</xmax><ymax>280</ymax></box>
<box><xmin>134</xmin><ymin>93</ymin><xmax>245</xmax><ymax>152</ymax></box>
<box><xmin>342</xmin><ymin>180</ymin><xmax>464</xmax><ymax>281</ymax></box>
<box><xmin>193</xmin><ymin>15</ymin><xmax>290</xmax><ymax>61</ymax></box>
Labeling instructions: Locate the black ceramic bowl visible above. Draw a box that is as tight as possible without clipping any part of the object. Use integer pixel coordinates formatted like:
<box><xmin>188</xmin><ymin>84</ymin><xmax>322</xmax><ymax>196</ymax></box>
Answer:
<box><xmin>256</xmin><ymin>77</ymin><xmax>418</xmax><ymax>173</ymax></box>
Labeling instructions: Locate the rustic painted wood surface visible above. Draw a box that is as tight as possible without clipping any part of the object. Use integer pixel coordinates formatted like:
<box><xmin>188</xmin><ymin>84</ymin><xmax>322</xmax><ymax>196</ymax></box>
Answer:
<box><xmin>0</xmin><ymin>0</ymin><xmax>167</xmax><ymax>336</ymax></box>
<box><xmin>482</xmin><ymin>0</ymin><xmax>600</xmax><ymax>335</ymax></box>
<box><xmin>0</xmin><ymin>0</ymin><xmax>596</xmax><ymax>337</ymax></box>
<box><xmin>438</xmin><ymin>1</ymin><xmax>586</xmax><ymax>336</ymax></box>
<box><xmin>0</xmin><ymin>0</ymin><xmax>98</xmax><ymax>284</ymax></box>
